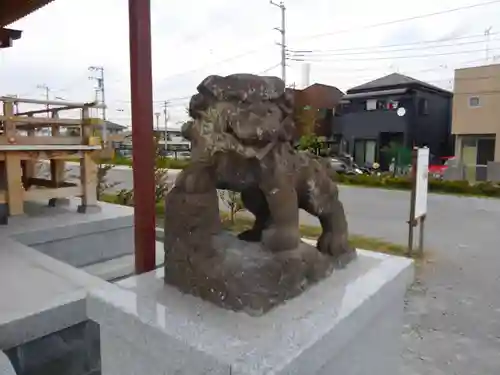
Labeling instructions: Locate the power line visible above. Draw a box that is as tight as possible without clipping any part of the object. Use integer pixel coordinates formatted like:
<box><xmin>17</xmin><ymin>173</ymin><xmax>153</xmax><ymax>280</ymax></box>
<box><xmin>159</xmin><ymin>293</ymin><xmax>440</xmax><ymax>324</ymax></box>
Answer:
<box><xmin>155</xmin><ymin>3</ymin><xmax>500</xmax><ymax>88</ymax></box>
<box><xmin>155</xmin><ymin>44</ymin><xmax>274</xmax><ymax>87</ymax></box>
<box><xmin>291</xmin><ymin>47</ymin><xmax>500</xmax><ymax>62</ymax></box>
<box><xmin>259</xmin><ymin>62</ymin><xmax>282</xmax><ymax>75</ymax></box>
<box><xmin>291</xmin><ymin>38</ymin><xmax>500</xmax><ymax>57</ymax></box>
<box><xmin>288</xmin><ymin>32</ymin><xmax>500</xmax><ymax>54</ymax></box>
<box><xmin>302</xmin><ymin>56</ymin><xmax>496</xmax><ymax>73</ymax></box>
<box><xmin>289</xmin><ymin>0</ymin><xmax>500</xmax><ymax>42</ymax></box>
<box><xmin>289</xmin><ymin>36</ymin><xmax>500</xmax><ymax>57</ymax></box>
<box><xmin>110</xmin><ymin>56</ymin><xmax>496</xmax><ymax>108</ymax></box>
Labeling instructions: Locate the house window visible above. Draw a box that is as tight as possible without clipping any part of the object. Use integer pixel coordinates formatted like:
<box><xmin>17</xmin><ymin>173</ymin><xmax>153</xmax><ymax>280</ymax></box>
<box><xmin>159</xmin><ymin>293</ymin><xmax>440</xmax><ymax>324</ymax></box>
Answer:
<box><xmin>354</xmin><ymin>139</ymin><xmax>377</xmax><ymax>166</ymax></box>
<box><xmin>387</xmin><ymin>100</ymin><xmax>399</xmax><ymax>110</ymax></box>
<box><xmin>469</xmin><ymin>96</ymin><xmax>480</xmax><ymax>107</ymax></box>
<box><xmin>366</xmin><ymin>99</ymin><xmax>377</xmax><ymax>111</ymax></box>
<box><xmin>418</xmin><ymin>98</ymin><xmax>429</xmax><ymax>115</ymax></box>
<box><xmin>477</xmin><ymin>138</ymin><xmax>495</xmax><ymax>165</ymax></box>
<box><xmin>376</xmin><ymin>100</ymin><xmax>386</xmax><ymax>110</ymax></box>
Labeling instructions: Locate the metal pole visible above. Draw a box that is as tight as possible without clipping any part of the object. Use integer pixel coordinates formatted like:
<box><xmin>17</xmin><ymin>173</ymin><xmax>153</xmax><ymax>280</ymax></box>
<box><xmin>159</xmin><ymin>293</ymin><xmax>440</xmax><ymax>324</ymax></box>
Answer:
<box><xmin>485</xmin><ymin>26</ymin><xmax>492</xmax><ymax>63</ymax></box>
<box><xmin>270</xmin><ymin>0</ymin><xmax>286</xmax><ymax>84</ymax></box>
<box><xmin>418</xmin><ymin>214</ymin><xmax>426</xmax><ymax>256</ymax></box>
<box><xmin>89</xmin><ymin>66</ymin><xmax>107</xmax><ymax>143</ymax></box>
<box><xmin>407</xmin><ymin>148</ymin><xmax>417</xmax><ymax>256</ymax></box>
<box><xmin>100</xmin><ymin>67</ymin><xmax>108</xmax><ymax>144</ymax></box>
<box><xmin>163</xmin><ymin>100</ymin><xmax>168</xmax><ymax>127</ymax></box>
<box><xmin>280</xmin><ymin>1</ymin><xmax>286</xmax><ymax>84</ymax></box>
<box><xmin>37</xmin><ymin>84</ymin><xmax>50</xmax><ymax>117</ymax></box>
<box><xmin>155</xmin><ymin>112</ymin><xmax>160</xmax><ymax>131</ymax></box>
<box><xmin>128</xmin><ymin>0</ymin><xmax>156</xmax><ymax>274</ymax></box>
<box><xmin>100</xmin><ymin>68</ymin><xmax>107</xmax><ymax>121</ymax></box>
<box><xmin>163</xmin><ymin>101</ymin><xmax>168</xmax><ymax>151</ymax></box>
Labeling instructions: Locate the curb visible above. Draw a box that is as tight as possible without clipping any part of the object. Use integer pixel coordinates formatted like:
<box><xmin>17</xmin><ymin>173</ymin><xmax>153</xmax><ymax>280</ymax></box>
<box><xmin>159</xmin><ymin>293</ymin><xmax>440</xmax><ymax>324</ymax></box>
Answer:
<box><xmin>62</xmin><ymin>161</ymin><xmax>182</xmax><ymax>174</ymax></box>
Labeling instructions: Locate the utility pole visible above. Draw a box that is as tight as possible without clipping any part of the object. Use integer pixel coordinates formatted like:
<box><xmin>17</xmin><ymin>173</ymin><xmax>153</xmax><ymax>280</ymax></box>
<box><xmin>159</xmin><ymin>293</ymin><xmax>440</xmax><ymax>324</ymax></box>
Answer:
<box><xmin>162</xmin><ymin>101</ymin><xmax>169</xmax><ymax>151</ymax></box>
<box><xmin>154</xmin><ymin>112</ymin><xmax>160</xmax><ymax>131</ymax></box>
<box><xmin>485</xmin><ymin>26</ymin><xmax>493</xmax><ymax>63</ymax></box>
<box><xmin>36</xmin><ymin>84</ymin><xmax>50</xmax><ymax>117</ymax></box>
<box><xmin>270</xmin><ymin>0</ymin><xmax>286</xmax><ymax>84</ymax></box>
<box><xmin>89</xmin><ymin>66</ymin><xmax>107</xmax><ymax>142</ymax></box>
<box><xmin>162</xmin><ymin>100</ymin><xmax>168</xmax><ymax>128</ymax></box>
<box><xmin>5</xmin><ymin>94</ymin><xmax>19</xmax><ymax>113</ymax></box>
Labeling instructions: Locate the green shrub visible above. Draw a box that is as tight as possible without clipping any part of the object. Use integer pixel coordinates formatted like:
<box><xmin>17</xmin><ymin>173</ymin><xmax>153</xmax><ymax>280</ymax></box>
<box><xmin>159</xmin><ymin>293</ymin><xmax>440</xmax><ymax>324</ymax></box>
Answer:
<box><xmin>112</xmin><ymin>155</ymin><xmax>131</xmax><ymax>166</ymax></box>
<box><xmin>156</xmin><ymin>157</ymin><xmax>190</xmax><ymax>170</ymax></box>
<box><xmin>337</xmin><ymin>173</ymin><xmax>500</xmax><ymax>198</ymax></box>
<box><xmin>475</xmin><ymin>181</ymin><xmax>500</xmax><ymax>197</ymax></box>
<box><xmin>430</xmin><ymin>179</ymin><xmax>470</xmax><ymax>194</ymax></box>
<box><xmin>102</xmin><ymin>156</ymin><xmax>191</xmax><ymax>170</ymax></box>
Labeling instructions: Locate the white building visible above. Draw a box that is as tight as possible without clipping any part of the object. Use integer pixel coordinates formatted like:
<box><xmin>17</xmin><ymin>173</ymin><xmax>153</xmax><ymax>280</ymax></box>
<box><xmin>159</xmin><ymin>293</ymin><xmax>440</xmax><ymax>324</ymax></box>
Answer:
<box><xmin>118</xmin><ymin>127</ymin><xmax>190</xmax><ymax>157</ymax></box>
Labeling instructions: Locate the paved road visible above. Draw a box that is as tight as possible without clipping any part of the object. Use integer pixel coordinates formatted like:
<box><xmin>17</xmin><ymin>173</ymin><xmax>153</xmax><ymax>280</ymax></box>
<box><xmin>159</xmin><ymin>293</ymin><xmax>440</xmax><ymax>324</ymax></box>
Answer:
<box><xmin>66</xmin><ymin>164</ymin><xmax>500</xmax><ymax>374</ymax></box>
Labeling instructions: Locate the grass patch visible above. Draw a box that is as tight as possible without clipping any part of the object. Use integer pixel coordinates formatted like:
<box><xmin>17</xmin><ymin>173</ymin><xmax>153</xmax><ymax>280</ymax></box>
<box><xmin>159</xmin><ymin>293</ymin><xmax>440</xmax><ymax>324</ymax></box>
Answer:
<box><xmin>101</xmin><ymin>193</ymin><xmax>414</xmax><ymax>259</ymax></box>
<box><xmin>219</xmin><ymin>213</ymin><xmax>412</xmax><ymax>259</ymax></box>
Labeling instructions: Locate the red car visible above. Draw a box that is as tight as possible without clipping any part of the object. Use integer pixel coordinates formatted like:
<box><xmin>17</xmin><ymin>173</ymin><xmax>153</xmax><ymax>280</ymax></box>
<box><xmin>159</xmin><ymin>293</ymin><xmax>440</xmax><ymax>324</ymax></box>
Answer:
<box><xmin>429</xmin><ymin>156</ymin><xmax>455</xmax><ymax>179</ymax></box>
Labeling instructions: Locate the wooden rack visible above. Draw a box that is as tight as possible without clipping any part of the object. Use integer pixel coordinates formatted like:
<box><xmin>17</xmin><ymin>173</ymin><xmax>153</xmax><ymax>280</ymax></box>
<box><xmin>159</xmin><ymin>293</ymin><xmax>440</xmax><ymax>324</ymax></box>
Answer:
<box><xmin>0</xmin><ymin>96</ymin><xmax>105</xmax><ymax>224</ymax></box>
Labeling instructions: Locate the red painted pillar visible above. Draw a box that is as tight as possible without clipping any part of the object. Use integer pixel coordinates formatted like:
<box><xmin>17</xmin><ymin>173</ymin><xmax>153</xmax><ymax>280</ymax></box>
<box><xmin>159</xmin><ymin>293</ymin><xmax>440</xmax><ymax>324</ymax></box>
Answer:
<box><xmin>128</xmin><ymin>0</ymin><xmax>156</xmax><ymax>273</ymax></box>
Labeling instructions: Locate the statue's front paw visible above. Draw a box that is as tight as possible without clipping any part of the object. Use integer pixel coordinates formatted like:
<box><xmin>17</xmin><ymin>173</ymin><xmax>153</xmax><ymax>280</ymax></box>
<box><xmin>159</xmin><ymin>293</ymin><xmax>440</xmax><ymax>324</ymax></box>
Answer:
<box><xmin>317</xmin><ymin>231</ymin><xmax>356</xmax><ymax>268</ymax></box>
<box><xmin>238</xmin><ymin>229</ymin><xmax>262</xmax><ymax>242</ymax></box>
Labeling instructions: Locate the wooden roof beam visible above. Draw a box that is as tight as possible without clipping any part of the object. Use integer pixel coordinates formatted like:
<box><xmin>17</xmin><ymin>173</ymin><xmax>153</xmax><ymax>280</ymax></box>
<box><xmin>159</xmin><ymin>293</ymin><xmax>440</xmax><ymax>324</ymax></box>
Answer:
<box><xmin>0</xmin><ymin>0</ymin><xmax>54</xmax><ymax>27</ymax></box>
<box><xmin>0</xmin><ymin>27</ymin><xmax>22</xmax><ymax>49</ymax></box>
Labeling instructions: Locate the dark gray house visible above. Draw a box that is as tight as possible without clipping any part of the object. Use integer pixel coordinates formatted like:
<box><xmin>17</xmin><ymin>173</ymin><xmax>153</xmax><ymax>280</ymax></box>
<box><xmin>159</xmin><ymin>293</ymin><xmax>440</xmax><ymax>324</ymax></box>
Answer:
<box><xmin>334</xmin><ymin>73</ymin><xmax>453</xmax><ymax>168</ymax></box>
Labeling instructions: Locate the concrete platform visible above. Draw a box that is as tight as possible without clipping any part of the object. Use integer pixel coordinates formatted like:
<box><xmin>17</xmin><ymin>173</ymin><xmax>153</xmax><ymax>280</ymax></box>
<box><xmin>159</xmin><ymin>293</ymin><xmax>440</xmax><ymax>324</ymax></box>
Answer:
<box><xmin>88</xmin><ymin>250</ymin><xmax>414</xmax><ymax>375</ymax></box>
<box><xmin>1</xmin><ymin>199</ymin><xmax>135</xmax><ymax>267</ymax></box>
<box><xmin>0</xmin><ymin>199</ymin><xmax>158</xmax><ymax>375</ymax></box>
<box><xmin>0</xmin><ymin>236</ymin><xmax>107</xmax><ymax>349</ymax></box>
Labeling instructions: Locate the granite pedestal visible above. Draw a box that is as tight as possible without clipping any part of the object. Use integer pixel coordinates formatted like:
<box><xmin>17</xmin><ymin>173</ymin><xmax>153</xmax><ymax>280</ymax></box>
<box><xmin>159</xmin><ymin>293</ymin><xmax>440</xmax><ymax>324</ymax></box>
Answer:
<box><xmin>88</xmin><ymin>249</ymin><xmax>414</xmax><ymax>375</ymax></box>
<box><xmin>0</xmin><ymin>199</ymin><xmax>135</xmax><ymax>268</ymax></box>
<box><xmin>0</xmin><ymin>199</ymin><xmax>139</xmax><ymax>375</ymax></box>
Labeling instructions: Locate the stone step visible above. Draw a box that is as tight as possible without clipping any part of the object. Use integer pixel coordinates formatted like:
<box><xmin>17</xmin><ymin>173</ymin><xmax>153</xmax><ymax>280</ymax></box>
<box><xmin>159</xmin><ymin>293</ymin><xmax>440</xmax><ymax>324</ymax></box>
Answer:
<box><xmin>0</xmin><ymin>352</ymin><xmax>16</xmax><ymax>375</ymax></box>
<box><xmin>82</xmin><ymin>241</ymin><xmax>164</xmax><ymax>282</ymax></box>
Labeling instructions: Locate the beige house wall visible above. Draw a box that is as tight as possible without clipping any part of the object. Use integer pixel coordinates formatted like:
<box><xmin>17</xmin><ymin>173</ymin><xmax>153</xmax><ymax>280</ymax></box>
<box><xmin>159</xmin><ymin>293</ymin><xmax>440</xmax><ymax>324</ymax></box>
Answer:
<box><xmin>452</xmin><ymin>64</ymin><xmax>500</xmax><ymax>161</ymax></box>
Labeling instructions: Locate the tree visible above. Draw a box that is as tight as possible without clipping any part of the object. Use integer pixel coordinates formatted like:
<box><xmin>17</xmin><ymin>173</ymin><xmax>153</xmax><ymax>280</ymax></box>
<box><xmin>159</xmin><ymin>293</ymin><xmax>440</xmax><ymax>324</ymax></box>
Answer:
<box><xmin>380</xmin><ymin>142</ymin><xmax>412</xmax><ymax>176</ymax></box>
<box><xmin>218</xmin><ymin>190</ymin><xmax>244</xmax><ymax>224</ymax></box>
<box><xmin>294</xmin><ymin>105</ymin><xmax>318</xmax><ymax>137</ymax></box>
<box><xmin>96</xmin><ymin>160</ymin><xmax>119</xmax><ymax>200</ymax></box>
<box><xmin>152</xmin><ymin>135</ymin><xmax>172</xmax><ymax>203</ymax></box>
<box><xmin>297</xmin><ymin>133</ymin><xmax>322</xmax><ymax>154</ymax></box>
<box><xmin>294</xmin><ymin>105</ymin><xmax>328</xmax><ymax>155</ymax></box>
<box><xmin>115</xmin><ymin>135</ymin><xmax>171</xmax><ymax>206</ymax></box>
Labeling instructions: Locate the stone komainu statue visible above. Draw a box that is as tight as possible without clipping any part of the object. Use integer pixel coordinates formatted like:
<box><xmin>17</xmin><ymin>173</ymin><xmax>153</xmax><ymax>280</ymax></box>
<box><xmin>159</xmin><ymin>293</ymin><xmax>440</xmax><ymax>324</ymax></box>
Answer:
<box><xmin>163</xmin><ymin>73</ymin><xmax>356</xmax><ymax>315</ymax></box>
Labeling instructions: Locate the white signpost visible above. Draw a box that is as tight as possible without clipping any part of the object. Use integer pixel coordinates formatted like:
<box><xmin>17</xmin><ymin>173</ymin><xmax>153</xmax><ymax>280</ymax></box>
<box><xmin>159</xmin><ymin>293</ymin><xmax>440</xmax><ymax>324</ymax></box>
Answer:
<box><xmin>408</xmin><ymin>147</ymin><xmax>429</xmax><ymax>256</ymax></box>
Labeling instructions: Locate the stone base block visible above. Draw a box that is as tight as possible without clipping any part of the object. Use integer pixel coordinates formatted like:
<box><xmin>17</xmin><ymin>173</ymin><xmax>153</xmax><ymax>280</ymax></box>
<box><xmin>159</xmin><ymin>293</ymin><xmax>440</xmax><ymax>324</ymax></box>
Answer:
<box><xmin>77</xmin><ymin>204</ymin><xmax>101</xmax><ymax>214</ymax></box>
<box><xmin>0</xmin><ymin>204</ymin><xmax>8</xmax><ymax>225</ymax></box>
<box><xmin>48</xmin><ymin>198</ymin><xmax>71</xmax><ymax>207</ymax></box>
<box><xmin>88</xmin><ymin>250</ymin><xmax>413</xmax><ymax>375</ymax></box>
<box><xmin>0</xmin><ymin>352</ymin><xmax>15</xmax><ymax>375</ymax></box>
<box><xmin>165</xmin><ymin>231</ymin><xmax>356</xmax><ymax>316</ymax></box>
<box><xmin>1</xmin><ymin>199</ymin><xmax>134</xmax><ymax>268</ymax></box>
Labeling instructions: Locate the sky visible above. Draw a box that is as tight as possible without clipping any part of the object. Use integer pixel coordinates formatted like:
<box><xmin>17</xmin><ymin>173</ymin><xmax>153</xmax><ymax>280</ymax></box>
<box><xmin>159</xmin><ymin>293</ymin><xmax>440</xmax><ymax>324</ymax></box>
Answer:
<box><xmin>1</xmin><ymin>0</ymin><xmax>500</xmax><ymax>127</ymax></box>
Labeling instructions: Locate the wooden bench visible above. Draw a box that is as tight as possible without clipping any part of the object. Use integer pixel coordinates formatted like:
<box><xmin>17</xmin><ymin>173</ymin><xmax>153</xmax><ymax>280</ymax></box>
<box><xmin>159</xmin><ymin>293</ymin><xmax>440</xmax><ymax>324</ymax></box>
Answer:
<box><xmin>0</xmin><ymin>97</ymin><xmax>105</xmax><ymax>224</ymax></box>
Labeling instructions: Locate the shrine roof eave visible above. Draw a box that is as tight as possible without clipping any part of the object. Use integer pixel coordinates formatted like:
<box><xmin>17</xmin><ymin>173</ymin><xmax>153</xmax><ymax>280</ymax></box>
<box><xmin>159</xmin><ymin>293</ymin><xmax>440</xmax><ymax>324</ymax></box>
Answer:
<box><xmin>0</xmin><ymin>0</ymin><xmax>54</xmax><ymax>27</ymax></box>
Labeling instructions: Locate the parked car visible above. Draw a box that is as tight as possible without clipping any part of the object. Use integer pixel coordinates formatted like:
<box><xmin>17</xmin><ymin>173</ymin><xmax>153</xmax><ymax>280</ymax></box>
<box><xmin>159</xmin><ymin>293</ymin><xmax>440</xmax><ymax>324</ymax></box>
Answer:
<box><xmin>429</xmin><ymin>156</ymin><xmax>455</xmax><ymax>179</ymax></box>
<box><xmin>327</xmin><ymin>157</ymin><xmax>365</xmax><ymax>175</ymax></box>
